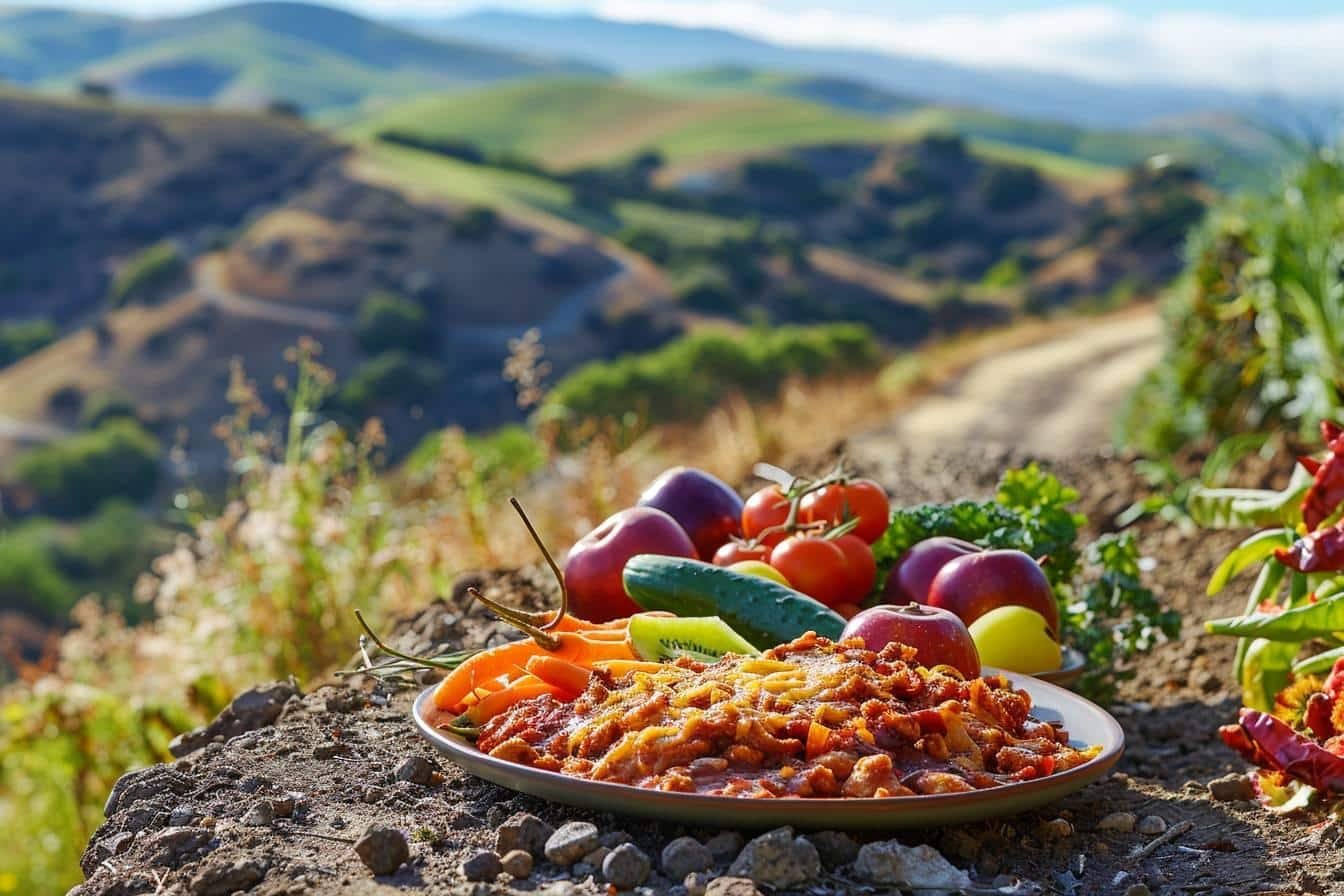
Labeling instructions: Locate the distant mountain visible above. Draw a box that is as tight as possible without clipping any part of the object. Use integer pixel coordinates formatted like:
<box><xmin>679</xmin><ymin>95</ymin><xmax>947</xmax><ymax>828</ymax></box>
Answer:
<box><xmin>0</xmin><ymin>2</ymin><xmax>601</xmax><ymax>112</ymax></box>
<box><xmin>648</xmin><ymin>66</ymin><xmax>922</xmax><ymax>117</ymax></box>
<box><xmin>417</xmin><ymin>10</ymin><xmax>1304</xmax><ymax>130</ymax></box>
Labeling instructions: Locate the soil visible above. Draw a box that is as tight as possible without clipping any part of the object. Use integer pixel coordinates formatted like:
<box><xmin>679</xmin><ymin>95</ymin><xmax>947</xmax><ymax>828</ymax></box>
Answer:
<box><xmin>72</xmin><ymin>326</ymin><xmax>1344</xmax><ymax>896</ymax></box>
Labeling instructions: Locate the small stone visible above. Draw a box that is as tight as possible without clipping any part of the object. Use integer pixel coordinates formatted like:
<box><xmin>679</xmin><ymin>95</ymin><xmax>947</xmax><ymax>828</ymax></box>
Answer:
<box><xmin>806</xmin><ymin>830</ymin><xmax>860</xmax><ymax>869</ymax></box>
<box><xmin>396</xmin><ymin>755</ymin><xmax>437</xmax><ymax>786</ymax></box>
<box><xmin>662</xmin><ymin>837</ymin><xmax>713</xmax><ymax>879</ymax></box>
<box><xmin>241</xmin><ymin>801</ymin><xmax>273</xmax><ymax>827</ymax></box>
<box><xmin>500</xmin><ymin>849</ymin><xmax>533</xmax><ymax>879</ymax></box>
<box><xmin>496</xmin><ymin>813</ymin><xmax>554</xmax><ymax>858</ymax></box>
<box><xmin>462</xmin><ymin>850</ymin><xmax>503</xmax><ymax>882</ymax></box>
<box><xmin>1097</xmin><ymin>811</ymin><xmax>1137</xmax><ymax>833</ymax></box>
<box><xmin>354</xmin><ymin>823</ymin><xmax>410</xmax><ymax>876</ymax></box>
<box><xmin>271</xmin><ymin>794</ymin><xmax>297</xmax><ymax>818</ymax></box>
<box><xmin>685</xmin><ymin>871</ymin><xmax>712</xmax><ymax>896</ymax></box>
<box><xmin>604</xmin><ymin>843</ymin><xmax>652</xmax><ymax>889</ymax></box>
<box><xmin>704</xmin><ymin>831</ymin><xmax>745</xmax><ymax>863</ymax></box>
<box><xmin>728</xmin><ymin>826</ymin><xmax>820</xmax><ymax>889</ymax></box>
<box><xmin>1137</xmin><ymin>816</ymin><xmax>1167</xmax><ymax>835</ymax></box>
<box><xmin>1041</xmin><ymin>818</ymin><xmax>1074</xmax><ymax>840</ymax></box>
<box><xmin>361</xmin><ymin>787</ymin><xmax>386</xmax><ymax>804</ymax></box>
<box><xmin>1123</xmin><ymin>886</ymin><xmax>1153</xmax><ymax>896</ymax></box>
<box><xmin>168</xmin><ymin>806</ymin><xmax>200</xmax><ymax>827</ymax></box>
<box><xmin>1208</xmin><ymin>773</ymin><xmax>1256</xmax><ymax>802</ymax></box>
<box><xmin>706</xmin><ymin>877</ymin><xmax>763</xmax><ymax>896</ymax></box>
<box><xmin>582</xmin><ymin>846</ymin><xmax>611</xmax><ymax>867</ymax></box>
<box><xmin>546</xmin><ymin>821</ymin><xmax>601</xmax><ymax>866</ymax></box>
<box><xmin>189</xmin><ymin>858</ymin><xmax>265</xmax><ymax>896</ymax></box>
<box><xmin>854</xmin><ymin>841</ymin><xmax>971</xmax><ymax>894</ymax></box>
<box><xmin>571</xmin><ymin>862</ymin><xmax>596</xmax><ymax>879</ymax></box>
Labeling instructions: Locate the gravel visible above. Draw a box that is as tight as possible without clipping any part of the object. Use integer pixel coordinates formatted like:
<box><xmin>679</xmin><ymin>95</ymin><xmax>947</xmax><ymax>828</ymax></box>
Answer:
<box><xmin>805</xmin><ymin>830</ymin><xmax>860</xmax><ymax>868</ymax></box>
<box><xmin>1137</xmin><ymin>816</ymin><xmax>1168</xmax><ymax>835</ymax></box>
<box><xmin>705</xmin><ymin>878</ymin><xmax>763</xmax><ymax>896</ymax></box>
<box><xmin>500</xmin><ymin>849</ymin><xmax>533</xmax><ymax>879</ymax></box>
<box><xmin>727</xmin><ymin>827</ymin><xmax>820</xmax><ymax>889</ymax></box>
<box><xmin>1208</xmin><ymin>773</ymin><xmax>1257</xmax><ymax>802</ymax></box>
<box><xmin>545</xmin><ymin>821</ymin><xmax>602</xmax><ymax>866</ymax></box>
<box><xmin>703</xmin><ymin>831</ymin><xmax>745</xmax><ymax>864</ymax></box>
<box><xmin>395</xmin><ymin>755</ymin><xmax>438</xmax><ymax>786</ymax></box>
<box><xmin>661</xmin><ymin>836</ymin><xmax>713</xmax><ymax>879</ymax></box>
<box><xmin>603</xmin><ymin>843</ymin><xmax>652</xmax><ymax>889</ymax></box>
<box><xmin>462</xmin><ymin>849</ymin><xmax>503</xmax><ymax>882</ymax></box>
<box><xmin>1097</xmin><ymin>811</ymin><xmax>1138</xmax><ymax>833</ymax></box>
<box><xmin>496</xmin><ymin>812</ymin><xmax>554</xmax><ymax>858</ymax></box>
<box><xmin>854</xmin><ymin>841</ymin><xmax>971</xmax><ymax>893</ymax></box>
<box><xmin>353</xmin><ymin>823</ymin><xmax>409</xmax><ymax>876</ymax></box>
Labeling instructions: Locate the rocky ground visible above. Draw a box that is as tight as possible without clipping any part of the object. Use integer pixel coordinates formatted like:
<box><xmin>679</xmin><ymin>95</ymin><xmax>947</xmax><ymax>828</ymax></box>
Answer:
<box><xmin>72</xmin><ymin>442</ymin><xmax>1344</xmax><ymax>896</ymax></box>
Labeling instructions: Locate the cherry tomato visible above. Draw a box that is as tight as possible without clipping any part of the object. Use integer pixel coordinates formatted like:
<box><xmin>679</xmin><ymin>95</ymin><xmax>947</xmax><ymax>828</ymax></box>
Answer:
<box><xmin>713</xmin><ymin>539</ymin><xmax>770</xmax><ymax>567</ymax></box>
<box><xmin>833</xmin><ymin>533</ymin><xmax>877</xmax><ymax>600</ymax></box>
<box><xmin>742</xmin><ymin>485</ymin><xmax>792</xmax><ymax>547</ymax></box>
<box><xmin>769</xmin><ymin>534</ymin><xmax>850</xmax><ymax>607</ymax></box>
<box><xmin>800</xmin><ymin>479</ymin><xmax>890</xmax><ymax>543</ymax></box>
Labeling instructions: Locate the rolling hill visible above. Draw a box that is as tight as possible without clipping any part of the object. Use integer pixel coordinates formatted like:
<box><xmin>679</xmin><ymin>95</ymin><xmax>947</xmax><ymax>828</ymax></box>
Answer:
<box><xmin>0</xmin><ymin>2</ymin><xmax>599</xmax><ymax>112</ymax></box>
<box><xmin>415</xmin><ymin>9</ymin><xmax>1296</xmax><ymax>130</ymax></box>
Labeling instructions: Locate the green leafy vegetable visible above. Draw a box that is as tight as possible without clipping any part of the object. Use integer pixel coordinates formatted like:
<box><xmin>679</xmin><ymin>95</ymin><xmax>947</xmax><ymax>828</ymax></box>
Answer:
<box><xmin>1208</xmin><ymin>528</ymin><xmax>1297</xmax><ymax>596</ymax></box>
<box><xmin>1207</xmin><ymin>594</ymin><xmax>1344</xmax><ymax>641</ymax></box>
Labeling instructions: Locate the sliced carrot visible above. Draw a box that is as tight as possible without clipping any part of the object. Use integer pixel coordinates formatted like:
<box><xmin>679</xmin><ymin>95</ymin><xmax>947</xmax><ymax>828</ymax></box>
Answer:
<box><xmin>460</xmin><ymin>676</ymin><xmax>558</xmax><ymax>725</ymax></box>
<box><xmin>524</xmin><ymin>655</ymin><xmax>593</xmax><ymax>697</ymax></box>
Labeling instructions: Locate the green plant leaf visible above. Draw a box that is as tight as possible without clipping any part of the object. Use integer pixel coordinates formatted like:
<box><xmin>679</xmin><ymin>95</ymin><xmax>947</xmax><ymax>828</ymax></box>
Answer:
<box><xmin>1207</xmin><ymin>528</ymin><xmax>1297</xmax><ymax>595</ymax></box>
<box><xmin>1293</xmin><ymin>645</ymin><xmax>1344</xmax><ymax>676</ymax></box>
<box><xmin>1207</xmin><ymin>593</ymin><xmax>1344</xmax><ymax>641</ymax></box>
<box><xmin>1187</xmin><ymin>464</ymin><xmax>1312</xmax><ymax>529</ymax></box>
<box><xmin>1240</xmin><ymin>638</ymin><xmax>1299</xmax><ymax>712</ymax></box>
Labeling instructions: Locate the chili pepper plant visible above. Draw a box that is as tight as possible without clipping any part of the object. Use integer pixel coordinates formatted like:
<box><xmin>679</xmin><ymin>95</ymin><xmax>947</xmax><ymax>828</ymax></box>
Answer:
<box><xmin>1198</xmin><ymin>421</ymin><xmax>1344</xmax><ymax>810</ymax></box>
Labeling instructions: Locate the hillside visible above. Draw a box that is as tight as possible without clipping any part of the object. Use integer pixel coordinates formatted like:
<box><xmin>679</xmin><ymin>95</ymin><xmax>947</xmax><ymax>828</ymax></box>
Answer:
<box><xmin>417</xmin><ymin>9</ymin><xmax>1291</xmax><ymax>129</ymax></box>
<box><xmin>0</xmin><ymin>2</ymin><xmax>598</xmax><ymax>112</ymax></box>
<box><xmin>352</xmin><ymin>78</ymin><xmax>903</xmax><ymax>171</ymax></box>
<box><xmin>0</xmin><ymin>88</ymin><xmax>340</xmax><ymax>323</ymax></box>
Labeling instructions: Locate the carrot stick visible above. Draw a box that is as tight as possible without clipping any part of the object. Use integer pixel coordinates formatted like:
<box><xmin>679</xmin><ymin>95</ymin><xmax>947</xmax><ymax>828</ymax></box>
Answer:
<box><xmin>524</xmin><ymin>655</ymin><xmax>593</xmax><ymax>697</ymax></box>
<box><xmin>434</xmin><ymin>632</ymin><xmax>636</xmax><ymax>711</ymax></box>
<box><xmin>460</xmin><ymin>677</ymin><xmax>559</xmax><ymax>725</ymax></box>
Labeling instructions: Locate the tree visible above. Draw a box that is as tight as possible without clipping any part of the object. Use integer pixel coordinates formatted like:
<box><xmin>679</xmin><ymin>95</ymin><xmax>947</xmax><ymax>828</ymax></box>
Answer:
<box><xmin>355</xmin><ymin>292</ymin><xmax>435</xmax><ymax>356</ymax></box>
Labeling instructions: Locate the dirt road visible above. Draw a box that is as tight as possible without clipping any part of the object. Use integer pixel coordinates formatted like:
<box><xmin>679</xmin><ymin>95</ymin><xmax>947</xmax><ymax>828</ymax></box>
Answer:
<box><xmin>854</xmin><ymin>311</ymin><xmax>1162</xmax><ymax>457</ymax></box>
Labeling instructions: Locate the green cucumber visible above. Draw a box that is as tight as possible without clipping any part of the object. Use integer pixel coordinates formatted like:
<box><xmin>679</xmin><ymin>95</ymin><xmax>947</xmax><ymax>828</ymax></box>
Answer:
<box><xmin>627</xmin><ymin>614</ymin><xmax>760</xmax><ymax>663</ymax></box>
<box><xmin>622</xmin><ymin>554</ymin><xmax>847</xmax><ymax>649</ymax></box>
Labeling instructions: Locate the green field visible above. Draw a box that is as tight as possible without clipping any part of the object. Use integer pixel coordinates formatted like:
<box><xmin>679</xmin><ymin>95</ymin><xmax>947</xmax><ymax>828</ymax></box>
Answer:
<box><xmin>357</xmin><ymin>141</ymin><xmax>748</xmax><ymax>247</ymax></box>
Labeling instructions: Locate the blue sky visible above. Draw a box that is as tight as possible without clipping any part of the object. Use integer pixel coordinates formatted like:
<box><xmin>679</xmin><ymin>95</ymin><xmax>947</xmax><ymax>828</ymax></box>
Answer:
<box><xmin>42</xmin><ymin>0</ymin><xmax>1344</xmax><ymax>95</ymax></box>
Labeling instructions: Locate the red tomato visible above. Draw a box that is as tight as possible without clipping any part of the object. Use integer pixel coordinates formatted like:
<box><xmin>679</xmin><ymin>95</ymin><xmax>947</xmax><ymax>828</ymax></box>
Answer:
<box><xmin>833</xmin><ymin>533</ymin><xmax>877</xmax><ymax>600</ymax></box>
<box><xmin>800</xmin><ymin>479</ymin><xmax>890</xmax><ymax>543</ymax></box>
<box><xmin>742</xmin><ymin>485</ymin><xmax>792</xmax><ymax>547</ymax></box>
<box><xmin>769</xmin><ymin>534</ymin><xmax>850</xmax><ymax>607</ymax></box>
<box><xmin>713</xmin><ymin>540</ymin><xmax>770</xmax><ymax>567</ymax></box>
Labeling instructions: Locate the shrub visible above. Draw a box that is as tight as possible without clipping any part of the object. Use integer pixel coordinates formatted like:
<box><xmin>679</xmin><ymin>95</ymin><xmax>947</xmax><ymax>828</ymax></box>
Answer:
<box><xmin>1122</xmin><ymin>151</ymin><xmax>1340</xmax><ymax>455</ymax></box>
<box><xmin>979</xmin><ymin>163</ymin><xmax>1043</xmax><ymax>212</ymax></box>
<box><xmin>339</xmin><ymin>351</ymin><xmax>444</xmax><ymax>414</ymax></box>
<box><xmin>78</xmin><ymin>391</ymin><xmax>139</xmax><ymax>430</ymax></box>
<box><xmin>453</xmin><ymin>205</ymin><xmax>499</xmax><ymax>241</ymax></box>
<box><xmin>355</xmin><ymin>292</ymin><xmax>434</xmax><ymax>356</ymax></box>
<box><xmin>0</xmin><ymin>318</ymin><xmax>57</xmax><ymax>368</ymax></box>
<box><xmin>107</xmin><ymin>242</ymin><xmax>185</xmax><ymax>308</ymax></box>
<box><xmin>14</xmin><ymin>420</ymin><xmax>161</xmax><ymax>517</ymax></box>
<box><xmin>615</xmin><ymin>226</ymin><xmax>672</xmax><ymax>265</ymax></box>
<box><xmin>674</xmin><ymin>264</ymin><xmax>740</xmax><ymax>315</ymax></box>
<box><xmin>544</xmin><ymin>323</ymin><xmax>880</xmax><ymax>427</ymax></box>
<box><xmin>0</xmin><ymin>522</ymin><xmax>75</xmax><ymax>620</ymax></box>
<box><xmin>376</xmin><ymin>130</ymin><xmax>484</xmax><ymax>163</ymax></box>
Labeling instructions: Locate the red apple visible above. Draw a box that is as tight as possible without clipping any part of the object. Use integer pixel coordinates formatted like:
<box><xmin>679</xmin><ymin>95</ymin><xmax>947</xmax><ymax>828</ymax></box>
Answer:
<box><xmin>564</xmin><ymin>507</ymin><xmax>697</xmax><ymax>622</ymax></box>
<box><xmin>638</xmin><ymin>466</ymin><xmax>744</xmax><ymax>560</ymax></box>
<box><xmin>884</xmin><ymin>536</ymin><xmax>981</xmax><ymax>604</ymax></box>
<box><xmin>926</xmin><ymin>549</ymin><xmax>1059</xmax><ymax>634</ymax></box>
<box><xmin>842</xmin><ymin>603</ymin><xmax>981</xmax><ymax>677</ymax></box>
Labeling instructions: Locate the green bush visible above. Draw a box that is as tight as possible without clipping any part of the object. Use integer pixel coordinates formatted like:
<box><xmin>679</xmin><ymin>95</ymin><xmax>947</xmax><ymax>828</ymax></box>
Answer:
<box><xmin>544</xmin><ymin>323</ymin><xmax>880</xmax><ymax>426</ymax></box>
<box><xmin>615</xmin><ymin>226</ymin><xmax>672</xmax><ymax>265</ymax></box>
<box><xmin>453</xmin><ymin>205</ymin><xmax>499</xmax><ymax>241</ymax></box>
<box><xmin>78</xmin><ymin>391</ymin><xmax>139</xmax><ymax>430</ymax></box>
<box><xmin>355</xmin><ymin>292</ymin><xmax>435</xmax><ymax>356</ymax></box>
<box><xmin>15</xmin><ymin>420</ymin><xmax>162</xmax><ymax>517</ymax></box>
<box><xmin>339</xmin><ymin>351</ymin><xmax>444</xmax><ymax>414</ymax></box>
<box><xmin>0</xmin><ymin>522</ymin><xmax>76</xmax><ymax>620</ymax></box>
<box><xmin>107</xmin><ymin>242</ymin><xmax>185</xmax><ymax>308</ymax></box>
<box><xmin>674</xmin><ymin>264</ymin><xmax>741</xmax><ymax>315</ymax></box>
<box><xmin>0</xmin><ymin>318</ymin><xmax>57</xmax><ymax>367</ymax></box>
<box><xmin>1122</xmin><ymin>151</ymin><xmax>1340</xmax><ymax>455</ymax></box>
<box><xmin>979</xmin><ymin>163</ymin><xmax>1043</xmax><ymax>212</ymax></box>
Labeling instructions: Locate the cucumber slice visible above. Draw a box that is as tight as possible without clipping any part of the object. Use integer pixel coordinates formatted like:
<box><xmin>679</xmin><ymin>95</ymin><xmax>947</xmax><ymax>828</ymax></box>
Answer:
<box><xmin>627</xmin><ymin>614</ymin><xmax>761</xmax><ymax>663</ymax></box>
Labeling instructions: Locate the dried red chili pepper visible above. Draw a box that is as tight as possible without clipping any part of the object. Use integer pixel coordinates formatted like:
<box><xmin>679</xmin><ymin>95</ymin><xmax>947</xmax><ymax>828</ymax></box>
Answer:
<box><xmin>1223</xmin><ymin>708</ymin><xmax>1344</xmax><ymax>792</ymax></box>
<box><xmin>1305</xmin><ymin>693</ymin><xmax>1337</xmax><ymax>740</ymax></box>
<box><xmin>1274</xmin><ymin>520</ymin><xmax>1344</xmax><ymax>572</ymax></box>
<box><xmin>1300</xmin><ymin>420</ymin><xmax>1344</xmax><ymax>531</ymax></box>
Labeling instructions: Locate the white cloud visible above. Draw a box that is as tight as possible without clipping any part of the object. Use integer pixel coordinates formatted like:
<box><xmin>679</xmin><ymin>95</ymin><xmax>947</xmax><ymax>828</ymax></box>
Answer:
<box><xmin>593</xmin><ymin>0</ymin><xmax>1344</xmax><ymax>95</ymax></box>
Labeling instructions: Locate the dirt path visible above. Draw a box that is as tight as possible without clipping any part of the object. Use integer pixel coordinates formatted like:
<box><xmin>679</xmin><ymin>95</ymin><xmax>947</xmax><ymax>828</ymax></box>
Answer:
<box><xmin>853</xmin><ymin>311</ymin><xmax>1162</xmax><ymax>457</ymax></box>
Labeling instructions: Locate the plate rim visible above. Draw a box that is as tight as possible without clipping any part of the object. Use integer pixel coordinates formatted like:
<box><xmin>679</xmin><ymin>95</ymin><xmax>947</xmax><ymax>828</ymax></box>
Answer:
<box><xmin>411</xmin><ymin>670</ymin><xmax>1124</xmax><ymax>815</ymax></box>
